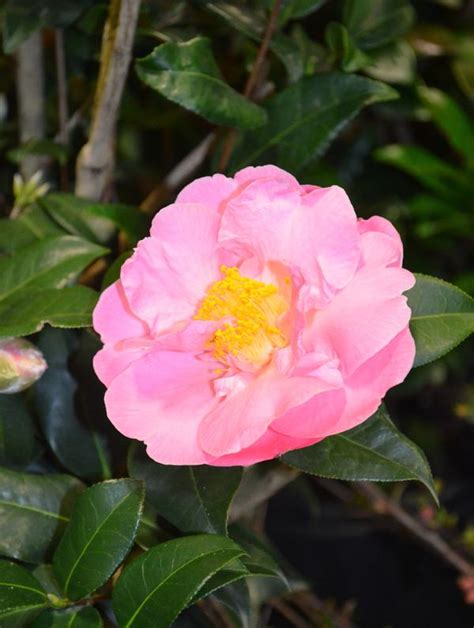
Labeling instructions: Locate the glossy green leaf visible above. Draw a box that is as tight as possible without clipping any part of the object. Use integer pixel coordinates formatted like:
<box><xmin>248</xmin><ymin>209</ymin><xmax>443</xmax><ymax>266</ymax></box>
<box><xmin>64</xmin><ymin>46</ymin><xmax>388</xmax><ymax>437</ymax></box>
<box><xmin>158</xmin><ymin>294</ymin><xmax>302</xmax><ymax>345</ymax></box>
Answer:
<box><xmin>408</xmin><ymin>274</ymin><xmax>474</xmax><ymax>367</ymax></box>
<box><xmin>0</xmin><ymin>561</ymin><xmax>48</xmax><ymax>627</ymax></box>
<box><xmin>418</xmin><ymin>86</ymin><xmax>474</xmax><ymax>164</ymax></box>
<box><xmin>53</xmin><ymin>479</ymin><xmax>144</xmax><ymax>600</ymax></box>
<box><xmin>281</xmin><ymin>407</ymin><xmax>437</xmax><ymax>501</ymax></box>
<box><xmin>343</xmin><ymin>0</ymin><xmax>415</xmax><ymax>50</ymax></box>
<box><xmin>128</xmin><ymin>443</ymin><xmax>242</xmax><ymax>535</ymax></box>
<box><xmin>39</xmin><ymin>194</ymin><xmax>149</xmax><ymax>246</ymax></box>
<box><xmin>0</xmin><ymin>220</ymin><xmax>38</xmax><ymax>256</ymax></box>
<box><xmin>31</xmin><ymin>565</ymin><xmax>62</xmax><ymax>598</ymax></box>
<box><xmin>364</xmin><ymin>41</ymin><xmax>416</xmax><ymax>85</ymax></box>
<box><xmin>212</xmin><ymin>582</ymin><xmax>251</xmax><ymax>628</ymax></box>
<box><xmin>229</xmin><ymin>72</ymin><xmax>396</xmax><ymax>173</ymax></box>
<box><xmin>31</xmin><ymin>606</ymin><xmax>103</xmax><ymax>628</ymax></box>
<box><xmin>136</xmin><ymin>37</ymin><xmax>267</xmax><ymax>129</ymax></box>
<box><xmin>375</xmin><ymin>144</ymin><xmax>471</xmax><ymax>199</ymax></box>
<box><xmin>0</xmin><ymin>236</ymin><xmax>107</xmax><ymax>305</ymax></box>
<box><xmin>0</xmin><ymin>286</ymin><xmax>99</xmax><ymax>338</ymax></box>
<box><xmin>280</xmin><ymin>0</ymin><xmax>327</xmax><ymax>21</ymax></box>
<box><xmin>101</xmin><ymin>251</ymin><xmax>132</xmax><ymax>290</ymax></box>
<box><xmin>112</xmin><ymin>535</ymin><xmax>245</xmax><ymax>628</ymax></box>
<box><xmin>34</xmin><ymin>328</ymin><xmax>110</xmax><ymax>480</ymax></box>
<box><xmin>2</xmin><ymin>0</ymin><xmax>95</xmax><ymax>52</ymax></box>
<box><xmin>205</xmin><ymin>2</ymin><xmax>305</xmax><ymax>82</ymax></box>
<box><xmin>0</xmin><ymin>468</ymin><xmax>84</xmax><ymax>563</ymax></box>
<box><xmin>0</xmin><ymin>394</ymin><xmax>37</xmax><ymax>469</ymax></box>
<box><xmin>8</xmin><ymin>140</ymin><xmax>68</xmax><ymax>166</ymax></box>
<box><xmin>17</xmin><ymin>205</ymin><xmax>65</xmax><ymax>241</ymax></box>
<box><xmin>229</xmin><ymin>525</ymin><xmax>286</xmax><ymax>581</ymax></box>
<box><xmin>325</xmin><ymin>22</ymin><xmax>371</xmax><ymax>72</ymax></box>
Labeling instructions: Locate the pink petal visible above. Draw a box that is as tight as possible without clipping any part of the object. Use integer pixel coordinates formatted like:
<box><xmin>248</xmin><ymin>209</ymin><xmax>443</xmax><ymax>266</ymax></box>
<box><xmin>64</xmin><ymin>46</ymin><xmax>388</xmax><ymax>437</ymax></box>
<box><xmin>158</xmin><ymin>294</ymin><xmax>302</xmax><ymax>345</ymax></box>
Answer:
<box><xmin>175</xmin><ymin>173</ymin><xmax>237</xmax><ymax>211</ymax></box>
<box><xmin>219</xmin><ymin>176</ymin><xmax>299</xmax><ymax>263</ymax></box>
<box><xmin>272</xmin><ymin>389</ymin><xmax>346</xmax><ymax>439</ymax></box>
<box><xmin>219</xmin><ymin>184</ymin><xmax>360</xmax><ymax>293</ymax></box>
<box><xmin>93</xmin><ymin>338</ymin><xmax>153</xmax><ymax>387</ymax></box>
<box><xmin>198</xmin><ymin>368</ymin><xmax>334</xmax><ymax>457</ymax></box>
<box><xmin>121</xmin><ymin>203</ymin><xmax>221</xmax><ymax>334</ymax></box>
<box><xmin>92</xmin><ymin>280</ymin><xmax>148</xmax><ymax>344</ymax></box>
<box><xmin>298</xmin><ymin>186</ymin><xmax>359</xmax><ymax>289</ymax></box>
<box><xmin>234</xmin><ymin>165</ymin><xmax>300</xmax><ymax>188</ymax></box>
<box><xmin>314</xmin><ymin>266</ymin><xmax>415</xmax><ymax>376</ymax></box>
<box><xmin>335</xmin><ymin>327</ymin><xmax>415</xmax><ymax>434</ymax></box>
<box><xmin>104</xmin><ymin>349</ymin><xmax>219</xmax><ymax>465</ymax></box>
<box><xmin>358</xmin><ymin>216</ymin><xmax>403</xmax><ymax>269</ymax></box>
<box><xmin>211</xmin><ymin>428</ymin><xmax>317</xmax><ymax>466</ymax></box>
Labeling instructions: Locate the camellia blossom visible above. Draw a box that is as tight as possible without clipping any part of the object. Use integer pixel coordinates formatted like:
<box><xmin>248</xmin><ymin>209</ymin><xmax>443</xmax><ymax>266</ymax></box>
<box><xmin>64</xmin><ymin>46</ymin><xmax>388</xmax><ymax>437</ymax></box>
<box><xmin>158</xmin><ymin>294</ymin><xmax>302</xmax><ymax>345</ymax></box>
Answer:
<box><xmin>93</xmin><ymin>165</ymin><xmax>415</xmax><ymax>466</ymax></box>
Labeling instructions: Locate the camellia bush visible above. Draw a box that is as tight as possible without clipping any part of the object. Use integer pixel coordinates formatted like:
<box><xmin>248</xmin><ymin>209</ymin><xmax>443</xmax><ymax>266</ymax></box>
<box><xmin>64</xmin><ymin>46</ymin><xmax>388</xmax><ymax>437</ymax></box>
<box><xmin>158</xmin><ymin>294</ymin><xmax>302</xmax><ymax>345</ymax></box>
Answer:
<box><xmin>0</xmin><ymin>0</ymin><xmax>473</xmax><ymax>626</ymax></box>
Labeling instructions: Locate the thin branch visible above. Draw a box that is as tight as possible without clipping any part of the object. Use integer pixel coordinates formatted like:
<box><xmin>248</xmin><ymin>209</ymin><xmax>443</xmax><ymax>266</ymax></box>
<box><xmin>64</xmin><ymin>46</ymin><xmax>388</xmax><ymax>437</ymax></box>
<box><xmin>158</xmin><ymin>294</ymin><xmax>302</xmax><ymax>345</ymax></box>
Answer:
<box><xmin>75</xmin><ymin>0</ymin><xmax>142</xmax><ymax>200</ymax></box>
<box><xmin>15</xmin><ymin>31</ymin><xmax>46</xmax><ymax>179</ymax></box>
<box><xmin>218</xmin><ymin>0</ymin><xmax>283</xmax><ymax>172</ymax></box>
<box><xmin>356</xmin><ymin>482</ymin><xmax>474</xmax><ymax>577</ymax></box>
<box><xmin>54</xmin><ymin>29</ymin><xmax>69</xmax><ymax>189</ymax></box>
<box><xmin>230</xmin><ymin>463</ymin><xmax>299</xmax><ymax>522</ymax></box>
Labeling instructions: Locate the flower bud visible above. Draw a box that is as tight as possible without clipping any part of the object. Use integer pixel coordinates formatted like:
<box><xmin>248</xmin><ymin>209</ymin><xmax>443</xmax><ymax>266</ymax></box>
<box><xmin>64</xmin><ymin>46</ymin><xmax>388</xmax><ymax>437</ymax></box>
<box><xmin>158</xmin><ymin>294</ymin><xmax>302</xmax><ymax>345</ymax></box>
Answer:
<box><xmin>0</xmin><ymin>338</ymin><xmax>47</xmax><ymax>394</ymax></box>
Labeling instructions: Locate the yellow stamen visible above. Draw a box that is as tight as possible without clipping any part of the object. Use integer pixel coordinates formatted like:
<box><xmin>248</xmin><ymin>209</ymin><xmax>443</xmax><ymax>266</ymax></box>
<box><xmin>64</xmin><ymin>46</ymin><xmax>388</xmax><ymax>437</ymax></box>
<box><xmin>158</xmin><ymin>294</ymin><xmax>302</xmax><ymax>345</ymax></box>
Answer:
<box><xmin>195</xmin><ymin>266</ymin><xmax>288</xmax><ymax>368</ymax></box>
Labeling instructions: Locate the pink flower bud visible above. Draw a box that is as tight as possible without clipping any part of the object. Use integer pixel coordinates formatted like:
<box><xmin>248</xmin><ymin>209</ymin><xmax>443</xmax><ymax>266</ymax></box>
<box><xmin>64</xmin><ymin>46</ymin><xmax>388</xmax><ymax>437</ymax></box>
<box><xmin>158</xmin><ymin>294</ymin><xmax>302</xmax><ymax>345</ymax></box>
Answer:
<box><xmin>0</xmin><ymin>338</ymin><xmax>47</xmax><ymax>394</ymax></box>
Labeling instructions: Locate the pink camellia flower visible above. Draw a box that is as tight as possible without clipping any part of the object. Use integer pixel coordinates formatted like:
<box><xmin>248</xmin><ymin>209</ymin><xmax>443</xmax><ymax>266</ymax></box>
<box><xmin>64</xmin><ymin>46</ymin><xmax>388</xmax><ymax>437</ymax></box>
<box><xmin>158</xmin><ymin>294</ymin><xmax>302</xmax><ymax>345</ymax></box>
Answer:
<box><xmin>93</xmin><ymin>165</ymin><xmax>415</xmax><ymax>466</ymax></box>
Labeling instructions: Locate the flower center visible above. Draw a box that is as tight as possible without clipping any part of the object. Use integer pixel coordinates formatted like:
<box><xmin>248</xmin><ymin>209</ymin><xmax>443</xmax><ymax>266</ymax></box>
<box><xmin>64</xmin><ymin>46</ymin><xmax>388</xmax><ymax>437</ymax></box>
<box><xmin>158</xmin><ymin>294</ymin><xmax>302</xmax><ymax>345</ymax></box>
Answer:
<box><xmin>195</xmin><ymin>265</ymin><xmax>288</xmax><ymax>369</ymax></box>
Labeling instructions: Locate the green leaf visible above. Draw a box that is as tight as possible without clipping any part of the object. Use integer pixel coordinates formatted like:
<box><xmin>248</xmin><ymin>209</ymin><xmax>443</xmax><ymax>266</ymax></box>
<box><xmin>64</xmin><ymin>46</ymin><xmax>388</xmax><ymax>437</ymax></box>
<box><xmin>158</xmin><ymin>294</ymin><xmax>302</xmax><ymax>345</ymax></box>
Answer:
<box><xmin>101</xmin><ymin>252</ymin><xmax>132</xmax><ymax>290</ymax></box>
<box><xmin>343</xmin><ymin>0</ymin><xmax>415</xmax><ymax>50</ymax></box>
<box><xmin>0</xmin><ymin>236</ymin><xmax>107</xmax><ymax>305</ymax></box>
<box><xmin>53</xmin><ymin>479</ymin><xmax>144</xmax><ymax>600</ymax></box>
<box><xmin>229</xmin><ymin>72</ymin><xmax>396</xmax><ymax>174</ymax></box>
<box><xmin>0</xmin><ymin>394</ymin><xmax>37</xmax><ymax>469</ymax></box>
<box><xmin>8</xmin><ymin>140</ymin><xmax>68</xmax><ymax>166</ymax></box>
<box><xmin>31</xmin><ymin>607</ymin><xmax>103</xmax><ymax>628</ymax></box>
<box><xmin>2</xmin><ymin>0</ymin><xmax>95</xmax><ymax>52</ymax></box>
<box><xmin>364</xmin><ymin>41</ymin><xmax>416</xmax><ymax>85</ymax></box>
<box><xmin>34</xmin><ymin>328</ymin><xmax>110</xmax><ymax>481</ymax></box>
<box><xmin>112</xmin><ymin>535</ymin><xmax>245</xmax><ymax>628</ymax></box>
<box><xmin>375</xmin><ymin>144</ymin><xmax>471</xmax><ymax>199</ymax></box>
<box><xmin>229</xmin><ymin>526</ymin><xmax>286</xmax><ymax>581</ymax></box>
<box><xmin>407</xmin><ymin>274</ymin><xmax>474</xmax><ymax>367</ymax></box>
<box><xmin>128</xmin><ymin>443</ymin><xmax>242</xmax><ymax>535</ymax></box>
<box><xmin>418</xmin><ymin>86</ymin><xmax>474</xmax><ymax>164</ymax></box>
<box><xmin>136</xmin><ymin>37</ymin><xmax>267</xmax><ymax>129</ymax></box>
<box><xmin>0</xmin><ymin>220</ymin><xmax>38</xmax><ymax>256</ymax></box>
<box><xmin>281</xmin><ymin>407</ymin><xmax>437</xmax><ymax>501</ymax></box>
<box><xmin>205</xmin><ymin>2</ymin><xmax>306</xmax><ymax>82</ymax></box>
<box><xmin>0</xmin><ymin>468</ymin><xmax>84</xmax><ymax>563</ymax></box>
<box><xmin>17</xmin><ymin>205</ymin><xmax>65</xmax><ymax>241</ymax></box>
<box><xmin>39</xmin><ymin>194</ymin><xmax>149</xmax><ymax>246</ymax></box>
<box><xmin>0</xmin><ymin>286</ymin><xmax>99</xmax><ymax>338</ymax></box>
<box><xmin>325</xmin><ymin>22</ymin><xmax>372</xmax><ymax>72</ymax></box>
<box><xmin>279</xmin><ymin>0</ymin><xmax>327</xmax><ymax>21</ymax></box>
<box><xmin>0</xmin><ymin>561</ymin><xmax>48</xmax><ymax>627</ymax></box>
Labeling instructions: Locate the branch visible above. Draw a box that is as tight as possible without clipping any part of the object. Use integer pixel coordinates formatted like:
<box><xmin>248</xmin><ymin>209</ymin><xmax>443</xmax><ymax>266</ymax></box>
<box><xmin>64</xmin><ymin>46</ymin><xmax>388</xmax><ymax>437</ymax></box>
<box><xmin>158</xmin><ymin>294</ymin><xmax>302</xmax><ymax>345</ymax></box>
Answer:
<box><xmin>54</xmin><ymin>29</ymin><xmax>69</xmax><ymax>189</ymax></box>
<box><xmin>75</xmin><ymin>0</ymin><xmax>141</xmax><ymax>200</ymax></box>
<box><xmin>15</xmin><ymin>31</ymin><xmax>46</xmax><ymax>179</ymax></box>
<box><xmin>356</xmin><ymin>482</ymin><xmax>474</xmax><ymax>577</ymax></box>
<box><xmin>218</xmin><ymin>0</ymin><xmax>283</xmax><ymax>172</ymax></box>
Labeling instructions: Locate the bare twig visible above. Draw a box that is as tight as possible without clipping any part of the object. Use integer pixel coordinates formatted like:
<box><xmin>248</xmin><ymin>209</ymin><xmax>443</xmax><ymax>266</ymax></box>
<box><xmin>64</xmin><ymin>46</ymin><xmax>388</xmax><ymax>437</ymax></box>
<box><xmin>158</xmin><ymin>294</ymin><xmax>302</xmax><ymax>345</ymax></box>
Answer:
<box><xmin>268</xmin><ymin>598</ymin><xmax>313</xmax><ymax>628</ymax></box>
<box><xmin>75</xmin><ymin>0</ymin><xmax>142</xmax><ymax>200</ymax></box>
<box><xmin>218</xmin><ymin>0</ymin><xmax>283</xmax><ymax>172</ymax></box>
<box><xmin>356</xmin><ymin>482</ymin><xmax>474</xmax><ymax>577</ymax></box>
<box><xmin>15</xmin><ymin>31</ymin><xmax>46</xmax><ymax>179</ymax></box>
<box><xmin>140</xmin><ymin>133</ymin><xmax>216</xmax><ymax>213</ymax></box>
<box><xmin>230</xmin><ymin>463</ymin><xmax>299</xmax><ymax>522</ymax></box>
<box><xmin>54</xmin><ymin>29</ymin><xmax>69</xmax><ymax>189</ymax></box>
